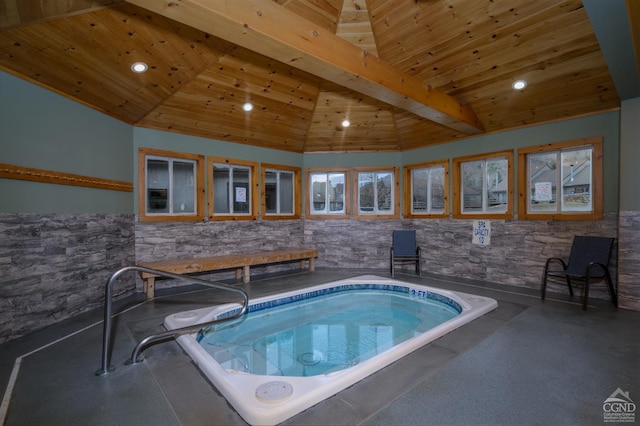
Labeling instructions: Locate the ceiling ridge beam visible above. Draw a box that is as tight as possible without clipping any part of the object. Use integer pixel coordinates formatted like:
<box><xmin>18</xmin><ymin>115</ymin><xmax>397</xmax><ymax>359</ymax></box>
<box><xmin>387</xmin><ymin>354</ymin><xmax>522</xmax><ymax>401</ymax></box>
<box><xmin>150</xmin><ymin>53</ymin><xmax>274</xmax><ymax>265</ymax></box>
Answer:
<box><xmin>335</xmin><ymin>0</ymin><xmax>379</xmax><ymax>56</ymax></box>
<box><xmin>124</xmin><ymin>0</ymin><xmax>484</xmax><ymax>134</ymax></box>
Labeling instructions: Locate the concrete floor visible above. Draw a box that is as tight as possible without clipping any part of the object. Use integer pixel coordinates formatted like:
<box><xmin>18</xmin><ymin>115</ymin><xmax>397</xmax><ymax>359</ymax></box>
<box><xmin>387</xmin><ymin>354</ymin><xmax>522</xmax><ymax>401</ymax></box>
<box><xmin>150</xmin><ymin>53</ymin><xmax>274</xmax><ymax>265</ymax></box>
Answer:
<box><xmin>1</xmin><ymin>269</ymin><xmax>638</xmax><ymax>426</ymax></box>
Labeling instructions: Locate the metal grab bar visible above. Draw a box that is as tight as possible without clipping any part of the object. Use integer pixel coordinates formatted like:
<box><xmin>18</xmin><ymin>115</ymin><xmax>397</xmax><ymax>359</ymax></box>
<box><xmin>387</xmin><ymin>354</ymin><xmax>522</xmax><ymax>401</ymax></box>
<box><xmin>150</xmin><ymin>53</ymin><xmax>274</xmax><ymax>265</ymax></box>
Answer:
<box><xmin>96</xmin><ymin>265</ymin><xmax>249</xmax><ymax>376</ymax></box>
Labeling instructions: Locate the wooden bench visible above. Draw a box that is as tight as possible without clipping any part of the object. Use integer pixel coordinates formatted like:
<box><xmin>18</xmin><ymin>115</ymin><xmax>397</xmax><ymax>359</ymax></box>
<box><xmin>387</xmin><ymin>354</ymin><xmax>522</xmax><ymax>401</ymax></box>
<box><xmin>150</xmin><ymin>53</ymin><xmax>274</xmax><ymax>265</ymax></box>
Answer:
<box><xmin>138</xmin><ymin>248</ymin><xmax>318</xmax><ymax>299</ymax></box>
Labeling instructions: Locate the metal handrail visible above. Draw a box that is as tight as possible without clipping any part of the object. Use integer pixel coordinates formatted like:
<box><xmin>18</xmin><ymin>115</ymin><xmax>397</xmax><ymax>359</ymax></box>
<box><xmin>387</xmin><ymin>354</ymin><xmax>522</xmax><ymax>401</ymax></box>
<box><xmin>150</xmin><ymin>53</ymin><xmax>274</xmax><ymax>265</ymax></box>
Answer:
<box><xmin>96</xmin><ymin>265</ymin><xmax>249</xmax><ymax>376</ymax></box>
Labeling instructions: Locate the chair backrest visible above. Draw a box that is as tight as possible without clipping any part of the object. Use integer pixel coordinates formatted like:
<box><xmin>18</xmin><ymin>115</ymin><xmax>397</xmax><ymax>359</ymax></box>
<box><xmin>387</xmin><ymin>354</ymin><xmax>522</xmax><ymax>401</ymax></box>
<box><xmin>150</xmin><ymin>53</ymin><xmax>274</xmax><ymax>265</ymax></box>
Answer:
<box><xmin>566</xmin><ymin>236</ymin><xmax>614</xmax><ymax>277</ymax></box>
<box><xmin>392</xmin><ymin>230</ymin><xmax>417</xmax><ymax>256</ymax></box>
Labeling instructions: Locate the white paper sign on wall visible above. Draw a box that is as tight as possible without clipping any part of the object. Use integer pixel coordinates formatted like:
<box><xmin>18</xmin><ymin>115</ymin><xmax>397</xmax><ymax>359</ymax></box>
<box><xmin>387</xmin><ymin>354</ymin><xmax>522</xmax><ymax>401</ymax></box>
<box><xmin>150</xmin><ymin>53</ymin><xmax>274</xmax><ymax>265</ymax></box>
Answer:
<box><xmin>472</xmin><ymin>220</ymin><xmax>491</xmax><ymax>246</ymax></box>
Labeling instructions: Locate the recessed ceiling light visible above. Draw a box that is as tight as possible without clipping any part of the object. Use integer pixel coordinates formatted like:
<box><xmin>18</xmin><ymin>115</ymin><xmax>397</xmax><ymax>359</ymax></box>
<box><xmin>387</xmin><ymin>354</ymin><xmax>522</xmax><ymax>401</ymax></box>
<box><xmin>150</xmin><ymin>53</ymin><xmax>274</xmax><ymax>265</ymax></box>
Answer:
<box><xmin>130</xmin><ymin>62</ymin><xmax>148</xmax><ymax>73</ymax></box>
<box><xmin>341</xmin><ymin>119</ymin><xmax>350</xmax><ymax>128</ymax></box>
<box><xmin>242</xmin><ymin>102</ymin><xmax>253</xmax><ymax>112</ymax></box>
<box><xmin>512</xmin><ymin>80</ymin><xmax>527</xmax><ymax>90</ymax></box>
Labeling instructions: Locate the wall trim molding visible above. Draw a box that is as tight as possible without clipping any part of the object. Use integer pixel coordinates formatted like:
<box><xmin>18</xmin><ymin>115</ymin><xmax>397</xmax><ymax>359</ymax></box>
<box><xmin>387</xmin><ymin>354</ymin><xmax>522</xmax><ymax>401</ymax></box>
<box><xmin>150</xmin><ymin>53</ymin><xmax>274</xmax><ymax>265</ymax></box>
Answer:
<box><xmin>0</xmin><ymin>163</ymin><xmax>133</xmax><ymax>192</ymax></box>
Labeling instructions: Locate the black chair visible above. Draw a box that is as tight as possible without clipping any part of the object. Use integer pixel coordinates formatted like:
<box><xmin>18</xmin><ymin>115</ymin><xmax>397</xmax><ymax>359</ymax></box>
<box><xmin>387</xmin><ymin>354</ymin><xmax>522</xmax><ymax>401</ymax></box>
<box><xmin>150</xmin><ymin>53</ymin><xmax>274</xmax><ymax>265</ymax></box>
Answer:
<box><xmin>541</xmin><ymin>236</ymin><xmax>616</xmax><ymax>310</ymax></box>
<box><xmin>390</xmin><ymin>230</ymin><xmax>421</xmax><ymax>278</ymax></box>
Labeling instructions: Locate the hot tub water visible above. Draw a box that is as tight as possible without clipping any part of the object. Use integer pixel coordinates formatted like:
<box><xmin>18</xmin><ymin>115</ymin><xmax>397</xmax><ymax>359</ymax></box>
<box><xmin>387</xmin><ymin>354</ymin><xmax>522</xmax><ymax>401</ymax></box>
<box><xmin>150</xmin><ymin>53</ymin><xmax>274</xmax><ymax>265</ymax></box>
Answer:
<box><xmin>197</xmin><ymin>289</ymin><xmax>459</xmax><ymax>377</ymax></box>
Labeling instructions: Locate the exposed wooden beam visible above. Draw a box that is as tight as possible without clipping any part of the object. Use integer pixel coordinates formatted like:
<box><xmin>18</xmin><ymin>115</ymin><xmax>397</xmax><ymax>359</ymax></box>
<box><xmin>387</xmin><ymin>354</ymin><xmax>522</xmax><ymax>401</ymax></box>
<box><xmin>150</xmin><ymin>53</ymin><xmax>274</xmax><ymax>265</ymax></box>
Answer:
<box><xmin>124</xmin><ymin>0</ymin><xmax>484</xmax><ymax>134</ymax></box>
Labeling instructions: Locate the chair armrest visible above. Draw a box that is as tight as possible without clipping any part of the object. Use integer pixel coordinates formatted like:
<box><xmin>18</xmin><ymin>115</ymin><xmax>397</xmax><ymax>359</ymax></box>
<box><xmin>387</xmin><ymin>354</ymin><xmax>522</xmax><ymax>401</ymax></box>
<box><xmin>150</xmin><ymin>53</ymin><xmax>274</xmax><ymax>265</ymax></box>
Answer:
<box><xmin>586</xmin><ymin>261</ymin><xmax>610</xmax><ymax>278</ymax></box>
<box><xmin>544</xmin><ymin>257</ymin><xmax>567</xmax><ymax>273</ymax></box>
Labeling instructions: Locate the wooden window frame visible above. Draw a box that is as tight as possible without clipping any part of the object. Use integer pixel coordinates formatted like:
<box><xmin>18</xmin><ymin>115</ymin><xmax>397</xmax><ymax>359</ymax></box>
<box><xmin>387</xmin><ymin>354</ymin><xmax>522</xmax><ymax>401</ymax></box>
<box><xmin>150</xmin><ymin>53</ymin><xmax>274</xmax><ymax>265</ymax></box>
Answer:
<box><xmin>208</xmin><ymin>157</ymin><xmax>259</xmax><ymax>221</ymax></box>
<box><xmin>353</xmin><ymin>166</ymin><xmax>400</xmax><ymax>220</ymax></box>
<box><xmin>452</xmin><ymin>150</ymin><xmax>514</xmax><ymax>219</ymax></box>
<box><xmin>517</xmin><ymin>136</ymin><xmax>603</xmax><ymax>220</ymax></box>
<box><xmin>305</xmin><ymin>168</ymin><xmax>350</xmax><ymax>219</ymax></box>
<box><xmin>261</xmin><ymin>163</ymin><xmax>301</xmax><ymax>220</ymax></box>
<box><xmin>403</xmin><ymin>159</ymin><xmax>449</xmax><ymax>218</ymax></box>
<box><xmin>138</xmin><ymin>147</ymin><xmax>205</xmax><ymax>222</ymax></box>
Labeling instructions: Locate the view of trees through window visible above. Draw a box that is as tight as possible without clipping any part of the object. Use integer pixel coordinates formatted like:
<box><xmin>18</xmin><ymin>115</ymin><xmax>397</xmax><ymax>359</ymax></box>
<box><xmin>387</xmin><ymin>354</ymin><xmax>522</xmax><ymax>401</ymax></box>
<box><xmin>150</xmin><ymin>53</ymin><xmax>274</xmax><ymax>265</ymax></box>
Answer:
<box><xmin>461</xmin><ymin>156</ymin><xmax>508</xmax><ymax>213</ymax></box>
<box><xmin>411</xmin><ymin>166</ymin><xmax>445</xmax><ymax>213</ymax></box>
<box><xmin>528</xmin><ymin>147</ymin><xmax>592</xmax><ymax>212</ymax></box>
<box><xmin>358</xmin><ymin>172</ymin><xmax>393</xmax><ymax>213</ymax></box>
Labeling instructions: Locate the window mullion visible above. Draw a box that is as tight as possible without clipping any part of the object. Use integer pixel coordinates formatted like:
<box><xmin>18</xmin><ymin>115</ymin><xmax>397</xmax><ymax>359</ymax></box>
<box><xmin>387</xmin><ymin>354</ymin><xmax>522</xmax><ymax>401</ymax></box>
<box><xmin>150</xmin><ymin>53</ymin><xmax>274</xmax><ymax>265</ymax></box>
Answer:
<box><xmin>228</xmin><ymin>167</ymin><xmax>234</xmax><ymax>214</ymax></box>
<box><xmin>372</xmin><ymin>173</ymin><xmax>378</xmax><ymax>213</ymax></box>
<box><xmin>324</xmin><ymin>179</ymin><xmax>329</xmax><ymax>213</ymax></box>
<box><xmin>427</xmin><ymin>170</ymin><xmax>432</xmax><ymax>213</ymax></box>
<box><xmin>276</xmin><ymin>172</ymin><xmax>281</xmax><ymax>214</ymax></box>
<box><xmin>556</xmin><ymin>152</ymin><xmax>562</xmax><ymax>213</ymax></box>
<box><xmin>482</xmin><ymin>161</ymin><xmax>488</xmax><ymax>211</ymax></box>
<box><xmin>168</xmin><ymin>159</ymin><xmax>174</xmax><ymax>214</ymax></box>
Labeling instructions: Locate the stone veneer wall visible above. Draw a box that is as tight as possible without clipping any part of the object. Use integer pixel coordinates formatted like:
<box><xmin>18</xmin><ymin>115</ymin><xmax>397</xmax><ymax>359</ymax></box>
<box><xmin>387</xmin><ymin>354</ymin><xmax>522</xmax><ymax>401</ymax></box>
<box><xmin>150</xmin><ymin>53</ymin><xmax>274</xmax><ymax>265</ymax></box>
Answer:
<box><xmin>135</xmin><ymin>219</ymin><xmax>304</xmax><ymax>291</ymax></box>
<box><xmin>302</xmin><ymin>219</ymin><xmax>404</xmax><ymax>270</ymax></box>
<box><xmin>0</xmin><ymin>213</ymin><xmax>135</xmax><ymax>343</ymax></box>
<box><xmin>2</xmin><ymin>211</ymin><xmax>633</xmax><ymax>343</ymax></box>
<box><xmin>617</xmin><ymin>211</ymin><xmax>640</xmax><ymax>310</ymax></box>
<box><xmin>304</xmin><ymin>212</ymin><xmax>619</xmax><ymax>299</ymax></box>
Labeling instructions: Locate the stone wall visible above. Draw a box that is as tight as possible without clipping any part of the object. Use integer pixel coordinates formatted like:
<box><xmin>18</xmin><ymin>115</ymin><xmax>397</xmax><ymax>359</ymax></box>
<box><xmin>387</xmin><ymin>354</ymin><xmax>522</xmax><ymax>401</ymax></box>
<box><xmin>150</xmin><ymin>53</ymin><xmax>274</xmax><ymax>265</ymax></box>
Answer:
<box><xmin>304</xmin><ymin>213</ymin><xmax>619</xmax><ymax>299</ymax></box>
<box><xmin>0</xmin><ymin>213</ymin><xmax>135</xmax><ymax>343</ymax></box>
<box><xmin>135</xmin><ymin>219</ymin><xmax>305</xmax><ymax>290</ymax></box>
<box><xmin>411</xmin><ymin>213</ymin><xmax>618</xmax><ymax>295</ymax></box>
<box><xmin>2</xmin><ymin>210</ymin><xmax>634</xmax><ymax>343</ymax></box>
<box><xmin>303</xmin><ymin>219</ymin><xmax>403</xmax><ymax>269</ymax></box>
<box><xmin>617</xmin><ymin>211</ymin><xmax>640</xmax><ymax>310</ymax></box>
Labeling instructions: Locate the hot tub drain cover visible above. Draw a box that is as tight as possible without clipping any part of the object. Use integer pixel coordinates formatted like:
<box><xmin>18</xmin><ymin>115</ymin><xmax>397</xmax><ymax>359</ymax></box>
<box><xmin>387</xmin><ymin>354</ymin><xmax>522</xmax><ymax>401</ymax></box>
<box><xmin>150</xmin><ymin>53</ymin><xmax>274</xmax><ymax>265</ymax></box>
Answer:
<box><xmin>255</xmin><ymin>381</ymin><xmax>293</xmax><ymax>403</ymax></box>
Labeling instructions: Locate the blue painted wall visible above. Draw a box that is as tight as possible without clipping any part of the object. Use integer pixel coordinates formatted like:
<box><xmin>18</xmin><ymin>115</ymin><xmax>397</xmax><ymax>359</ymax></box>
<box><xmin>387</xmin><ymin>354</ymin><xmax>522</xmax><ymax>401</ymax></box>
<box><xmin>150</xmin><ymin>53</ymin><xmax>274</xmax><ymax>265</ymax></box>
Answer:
<box><xmin>0</xmin><ymin>72</ymin><xmax>133</xmax><ymax>213</ymax></box>
<box><xmin>0</xmin><ymin>70</ymin><xmax>623</xmax><ymax>214</ymax></box>
<box><xmin>619</xmin><ymin>98</ymin><xmax>640</xmax><ymax>211</ymax></box>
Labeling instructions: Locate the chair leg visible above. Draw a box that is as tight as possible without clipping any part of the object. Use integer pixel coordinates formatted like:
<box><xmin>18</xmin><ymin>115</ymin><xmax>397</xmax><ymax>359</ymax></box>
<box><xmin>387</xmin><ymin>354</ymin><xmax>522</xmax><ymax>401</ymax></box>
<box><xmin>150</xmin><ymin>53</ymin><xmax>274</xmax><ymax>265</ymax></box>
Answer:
<box><xmin>583</xmin><ymin>278</ymin><xmax>590</xmax><ymax>310</ymax></box>
<box><xmin>541</xmin><ymin>274</ymin><xmax>547</xmax><ymax>300</ymax></box>
<box><xmin>605</xmin><ymin>270</ymin><xmax>617</xmax><ymax>307</ymax></box>
<box><xmin>566</xmin><ymin>277</ymin><xmax>574</xmax><ymax>296</ymax></box>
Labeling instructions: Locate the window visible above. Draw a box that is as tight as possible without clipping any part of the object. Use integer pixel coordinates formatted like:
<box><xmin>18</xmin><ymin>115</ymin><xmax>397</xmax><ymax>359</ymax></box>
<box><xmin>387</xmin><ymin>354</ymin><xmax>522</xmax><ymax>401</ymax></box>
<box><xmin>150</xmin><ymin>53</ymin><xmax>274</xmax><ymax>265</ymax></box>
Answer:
<box><xmin>138</xmin><ymin>148</ymin><xmax>205</xmax><ymax>222</ymax></box>
<box><xmin>208</xmin><ymin>157</ymin><xmax>258</xmax><ymax>220</ymax></box>
<box><xmin>306</xmin><ymin>168</ymin><xmax>350</xmax><ymax>218</ymax></box>
<box><xmin>453</xmin><ymin>150</ymin><xmax>513</xmax><ymax>219</ymax></box>
<box><xmin>262</xmin><ymin>163</ymin><xmax>301</xmax><ymax>219</ymax></box>
<box><xmin>518</xmin><ymin>137</ymin><xmax>603</xmax><ymax>220</ymax></box>
<box><xmin>354</xmin><ymin>167</ymin><xmax>399</xmax><ymax>219</ymax></box>
<box><xmin>404</xmin><ymin>160</ymin><xmax>449</xmax><ymax>218</ymax></box>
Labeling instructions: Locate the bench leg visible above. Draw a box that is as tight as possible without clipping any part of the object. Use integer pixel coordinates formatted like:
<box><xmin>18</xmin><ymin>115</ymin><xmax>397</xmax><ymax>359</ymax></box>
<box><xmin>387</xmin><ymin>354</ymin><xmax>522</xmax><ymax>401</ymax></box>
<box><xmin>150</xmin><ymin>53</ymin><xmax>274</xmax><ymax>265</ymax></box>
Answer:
<box><xmin>235</xmin><ymin>268</ymin><xmax>243</xmax><ymax>281</ymax></box>
<box><xmin>144</xmin><ymin>277</ymin><xmax>155</xmax><ymax>300</ymax></box>
<box><xmin>243</xmin><ymin>265</ymin><xmax>250</xmax><ymax>284</ymax></box>
<box><xmin>309</xmin><ymin>257</ymin><xmax>315</xmax><ymax>272</ymax></box>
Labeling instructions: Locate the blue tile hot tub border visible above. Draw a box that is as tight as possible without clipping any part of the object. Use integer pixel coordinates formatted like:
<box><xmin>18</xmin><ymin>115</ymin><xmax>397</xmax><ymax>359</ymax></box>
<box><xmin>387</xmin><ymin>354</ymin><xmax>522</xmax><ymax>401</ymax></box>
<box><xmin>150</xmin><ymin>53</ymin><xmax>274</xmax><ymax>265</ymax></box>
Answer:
<box><xmin>216</xmin><ymin>283</ymin><xmax>462</xmax><ymax>321</ymax></box>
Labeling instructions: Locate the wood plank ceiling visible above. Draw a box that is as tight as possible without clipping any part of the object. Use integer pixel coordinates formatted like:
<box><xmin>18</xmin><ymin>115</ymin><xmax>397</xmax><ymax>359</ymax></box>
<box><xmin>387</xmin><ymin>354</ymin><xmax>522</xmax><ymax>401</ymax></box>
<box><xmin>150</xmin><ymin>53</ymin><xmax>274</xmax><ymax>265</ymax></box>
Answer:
<box><xmin>0</xmin><ymin>0</ymin><xmax>622</xmax><ymax>153</ymax></box>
